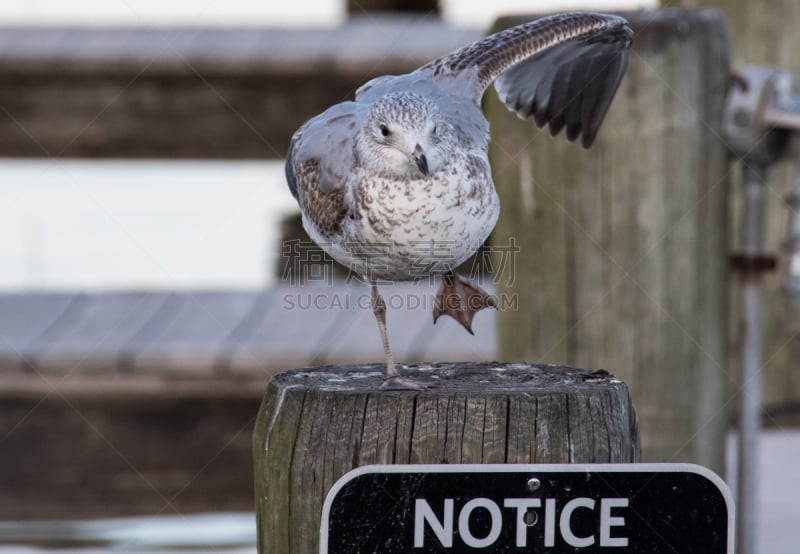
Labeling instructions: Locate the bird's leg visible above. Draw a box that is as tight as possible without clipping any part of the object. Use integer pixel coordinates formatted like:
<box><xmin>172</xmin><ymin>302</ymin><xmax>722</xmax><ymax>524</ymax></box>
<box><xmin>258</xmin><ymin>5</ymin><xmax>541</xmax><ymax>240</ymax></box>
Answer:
<box><xmin>371</xmin><ymin>282</ymin><xmax>426</xmax><ymax>391</ymax></box>
<box><xmin>433</xmin><ymin>271</ymin><xmax>497</xmax><ymax>334</ymax></box>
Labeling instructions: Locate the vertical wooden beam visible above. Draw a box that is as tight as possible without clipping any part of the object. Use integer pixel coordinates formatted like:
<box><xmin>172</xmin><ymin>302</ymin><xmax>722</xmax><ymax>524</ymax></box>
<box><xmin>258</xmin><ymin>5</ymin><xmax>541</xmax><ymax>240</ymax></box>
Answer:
<box><xmin>488</xmin><ymin>9</ymin><xmax>731</xmax><ymax>473</ymax></box>
<box><xmin>672</xmin><ymin>0</ymin><xmax>800</xmax><ymax>423</ymax></box>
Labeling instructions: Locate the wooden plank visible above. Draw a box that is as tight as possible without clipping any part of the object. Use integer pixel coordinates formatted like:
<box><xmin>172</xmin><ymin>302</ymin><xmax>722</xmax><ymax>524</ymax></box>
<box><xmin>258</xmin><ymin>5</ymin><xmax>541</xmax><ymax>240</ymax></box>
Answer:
<box><xmin>214</xmin><ymin>288</ymin><xmax>284</xmax><ymax>374</ymax></box>
<box><xmin>224</xmin><ymin>286</ymin><xmax>349</xmax><ymax>374</ymax></box>
<box><xmin>0</xmin><ymin>392</ymin><xmax>260</xmax><ymax>519</ymax></box>
<box><xmin>253</xmin><ymin>363</ymin><xmax>639</xmax><ymax>554</ymax></box>
<box><xmin>0</xmin><ymin>287</ymin><xmax>493</xmax><ymax>381</ymax></box>
<box><xmin>0</xmin><ymin>74</ymin><xmax>339</xmax><ymax>158</ymax></box>
<box><xmin>0</xmin><ymin>293</ymin><xmax>80</xmax><ymax>372</ymax></box>
<box><xmin>0</xmin><ymin>23</ymin><xmax>481</xmax><ymax>158</ymax></box>
<box><xmin>119</xmin><ymin>292</ymin><xmax>186</xmax><ymax>368</ymax></box>
<box><xmin>30</xmin><ymin>292</ymin><xmax>169</xmax><ymax>374</ymax></box>
<box><xmin>488</xmin><ymin>9</ymin><xmax>730</xmax><ymax>472</ymax></box>
<box><xmin>0</xmin><ymin>24</ymin><xmax>479</xmax><ymax>77</ymax></box>
<box><xmin>130</xmin><ymin>291</ymin><xmax>258</xmax><ymax>377</ymax></box>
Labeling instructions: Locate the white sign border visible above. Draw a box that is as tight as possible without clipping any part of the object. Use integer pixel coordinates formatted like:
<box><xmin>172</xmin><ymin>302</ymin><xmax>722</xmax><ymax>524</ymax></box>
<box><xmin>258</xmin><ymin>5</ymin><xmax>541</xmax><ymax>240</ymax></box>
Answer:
<box><xmin>319</xmin><ymin>463</ymin><xmax>734</xmax><ymax>554</ymax></box>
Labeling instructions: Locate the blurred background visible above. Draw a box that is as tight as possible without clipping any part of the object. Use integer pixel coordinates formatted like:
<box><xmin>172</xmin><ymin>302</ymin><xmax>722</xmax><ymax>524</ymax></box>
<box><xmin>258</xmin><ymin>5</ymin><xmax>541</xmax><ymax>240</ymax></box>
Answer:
<box><xmin>1</xmin><ymin>1</ymin><xmax>799</xmax><ymax>553</ymax></box>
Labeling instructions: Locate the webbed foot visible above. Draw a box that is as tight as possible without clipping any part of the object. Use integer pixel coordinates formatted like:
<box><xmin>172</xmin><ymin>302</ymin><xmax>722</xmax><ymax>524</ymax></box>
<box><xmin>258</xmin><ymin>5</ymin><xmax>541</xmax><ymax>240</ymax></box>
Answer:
<box><xmin>433</xmin><ymin>272</ymin><xmax>497</xmax><ymax>334</ymax></box>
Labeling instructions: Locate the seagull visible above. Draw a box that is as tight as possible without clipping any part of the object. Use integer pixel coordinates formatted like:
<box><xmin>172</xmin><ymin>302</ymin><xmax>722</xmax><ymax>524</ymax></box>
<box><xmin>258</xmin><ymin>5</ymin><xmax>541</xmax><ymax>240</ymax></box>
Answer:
<box><xmin>286</xmin><ymin>12</ymin><xmax>633</xmax><ymax>390</ymax></box>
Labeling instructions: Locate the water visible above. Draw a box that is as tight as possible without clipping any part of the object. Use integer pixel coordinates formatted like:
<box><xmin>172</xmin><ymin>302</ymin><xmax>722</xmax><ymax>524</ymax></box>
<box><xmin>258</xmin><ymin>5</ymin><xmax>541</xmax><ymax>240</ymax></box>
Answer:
<box><xmin>0</xmin><ymin>159</ymin><xmax>299</xmax><ymax>291</ymax></box>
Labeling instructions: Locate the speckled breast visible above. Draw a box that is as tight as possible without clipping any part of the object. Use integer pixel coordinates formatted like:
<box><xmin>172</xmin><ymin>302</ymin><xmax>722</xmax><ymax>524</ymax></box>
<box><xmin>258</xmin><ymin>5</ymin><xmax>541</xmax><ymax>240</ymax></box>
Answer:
<box><xmin>329</xmin><ymin>162</ymin><xmax>499</xmax><ymax>281</ymax></box>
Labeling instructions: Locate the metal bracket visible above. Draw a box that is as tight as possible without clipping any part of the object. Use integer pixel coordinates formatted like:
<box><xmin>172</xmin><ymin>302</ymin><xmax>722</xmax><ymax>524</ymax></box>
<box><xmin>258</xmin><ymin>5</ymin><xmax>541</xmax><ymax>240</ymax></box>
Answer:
<box><xmin>723</xmin><ymin>66</ymin><xmax>800</xmax><ymax>286</ymax></box>
<box><xmin>723</xmin><ymin>66</ymin><xmax>792</xmax><ymax>163</ymax></box>
<box><xmin>721</xmin><ymin>65</ymin><xmax>800</xmax><ymax>554</ymax></box>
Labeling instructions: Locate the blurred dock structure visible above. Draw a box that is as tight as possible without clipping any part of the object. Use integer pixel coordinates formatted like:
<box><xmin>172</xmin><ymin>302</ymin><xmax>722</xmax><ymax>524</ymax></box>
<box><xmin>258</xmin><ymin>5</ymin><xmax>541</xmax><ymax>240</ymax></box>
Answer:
<box><xmin>0</xmin><ymin>19</ymin><xmax>480</xmax><ymax>158</ymax></box>
<box><xmin>0</xmin><ymin>286</ymin><xmax>494</xmax><ymax>518</ymax></box>
<box><xmin>0</xmin><ymin>17</ymin><xmax>487</xmax><ymax>519</ymax></box>
<box><xmin>0</xmin><ymin>287</ymin><xmax>494</xmax><ymax>379</ymax></box>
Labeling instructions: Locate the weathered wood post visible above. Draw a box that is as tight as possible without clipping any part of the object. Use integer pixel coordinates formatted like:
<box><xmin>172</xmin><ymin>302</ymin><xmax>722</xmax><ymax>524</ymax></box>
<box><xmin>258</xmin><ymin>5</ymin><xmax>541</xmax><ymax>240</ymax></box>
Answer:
<box><xmin>487</xmin><ymin>9</ymin><xmax>731</xmax><ymax>473</ymax></box>
<box><xmin>253</xmin><ymin>363</ymin><xmax>639</xmax><ymax>553</ymax></box>
<box><xmin>673</xmin><ymin>0</ymin><xmax>800</xmax><ymax>426</ymax></box>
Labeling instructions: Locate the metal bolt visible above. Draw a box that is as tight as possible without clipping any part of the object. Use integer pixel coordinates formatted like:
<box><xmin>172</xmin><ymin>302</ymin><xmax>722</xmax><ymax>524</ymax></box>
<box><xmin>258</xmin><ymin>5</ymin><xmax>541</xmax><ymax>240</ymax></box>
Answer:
<box><xmin>526</xmin><ymin>477</ymin><xmax>541</xmax><ymax>492</ymax></box>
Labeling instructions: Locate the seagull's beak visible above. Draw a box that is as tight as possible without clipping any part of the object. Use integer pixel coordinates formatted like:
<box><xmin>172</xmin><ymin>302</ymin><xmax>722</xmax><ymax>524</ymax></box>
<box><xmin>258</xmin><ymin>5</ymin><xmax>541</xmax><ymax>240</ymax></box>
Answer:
<box><xmin>412</xmin><ymin>144</ymin><xmax>429</xmax><ymax>176</ymax></box>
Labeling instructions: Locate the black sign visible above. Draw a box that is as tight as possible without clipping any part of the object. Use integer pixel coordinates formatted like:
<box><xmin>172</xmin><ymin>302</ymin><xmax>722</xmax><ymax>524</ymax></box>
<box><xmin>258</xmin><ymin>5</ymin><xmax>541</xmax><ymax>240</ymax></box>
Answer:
<box><xmin>320</xmin><ymin>464</ymin><xmax>733</xmax><ymax>553</ymax></box>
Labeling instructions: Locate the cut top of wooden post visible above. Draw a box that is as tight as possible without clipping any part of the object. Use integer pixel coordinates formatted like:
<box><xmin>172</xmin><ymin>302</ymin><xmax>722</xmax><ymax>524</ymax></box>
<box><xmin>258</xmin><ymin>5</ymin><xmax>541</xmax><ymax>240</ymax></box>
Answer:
<box><xmin>253</xmin><ymin>362</ymin><xmax>640</xmax><ymax>554</ymax></box>
<box><xmin>271</xmin><ymin>361</ymin><xmax>622</xmax><ymax>395</ymax></box>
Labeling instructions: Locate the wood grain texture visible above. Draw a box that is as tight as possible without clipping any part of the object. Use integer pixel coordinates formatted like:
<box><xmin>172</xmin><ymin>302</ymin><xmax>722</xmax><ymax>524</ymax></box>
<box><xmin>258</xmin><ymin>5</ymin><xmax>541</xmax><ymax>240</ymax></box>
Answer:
<box><xmin>252</xmin><ymin>362</ymin><xmax>639</xmax><ymax>554</ymax></box>
<box><xmin>672</xmin><ymin>0</ymin><xmax>800</xmax><ymax>426</ymax></box>
<box><xmin>487</xmin><ymin>9</ymin><xmax>731</xmax><ymax>472</ymax></box>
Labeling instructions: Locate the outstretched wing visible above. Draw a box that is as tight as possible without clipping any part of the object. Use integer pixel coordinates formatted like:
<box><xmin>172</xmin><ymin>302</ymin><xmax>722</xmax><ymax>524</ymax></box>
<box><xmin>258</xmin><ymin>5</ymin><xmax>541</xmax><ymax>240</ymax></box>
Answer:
<box><xmin>422</xmin><ymin>12</ymin><xmax>632</xmax><ymax>148</ymax></box>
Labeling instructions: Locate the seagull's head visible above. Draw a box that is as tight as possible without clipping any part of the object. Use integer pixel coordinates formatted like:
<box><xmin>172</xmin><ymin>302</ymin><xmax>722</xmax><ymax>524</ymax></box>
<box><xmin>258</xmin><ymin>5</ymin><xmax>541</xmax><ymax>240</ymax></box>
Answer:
<box><xmin>357</xmin><ymin>91</ymin><xmax>452</xmax><ymax>179</ymax></box>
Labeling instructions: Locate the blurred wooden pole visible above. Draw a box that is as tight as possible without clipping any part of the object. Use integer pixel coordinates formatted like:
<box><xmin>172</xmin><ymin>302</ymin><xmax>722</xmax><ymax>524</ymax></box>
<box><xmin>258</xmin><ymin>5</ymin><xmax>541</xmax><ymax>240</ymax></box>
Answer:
<box><xmin>252</xmin><ymin>363</ymin><xmax>639</xmax><ymax>554</ymax></box>
<box><xmin>673</xmin><ymin>0</ymin><xmax>800</xmax><ymax>426</ymax></box>
<box><xmin>487</xmin><ymin>9</ymin><xmax>731</xmax><ymax>473</ymax></box>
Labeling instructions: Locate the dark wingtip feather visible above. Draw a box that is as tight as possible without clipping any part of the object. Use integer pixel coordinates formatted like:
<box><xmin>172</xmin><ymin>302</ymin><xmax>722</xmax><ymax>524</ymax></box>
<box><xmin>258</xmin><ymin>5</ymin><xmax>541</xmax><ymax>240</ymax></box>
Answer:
<box><xmin>566</xmin><ymin>121</ymin><xmax>582</xmax><ymax>142</ymax></box>
<box><xmin>549</xmin><ymin>113</ymin><xmax>566</xmax><ymax>137</ymax></box>
<box><xmin>580</xmin><ymin>129</ymin><xmax>599</xmax><ymax>149</ymax></box>
<box><xmin>580</xmin><ymin>48</ymin><xmax>630</xmax><ymax>148</ymax></box>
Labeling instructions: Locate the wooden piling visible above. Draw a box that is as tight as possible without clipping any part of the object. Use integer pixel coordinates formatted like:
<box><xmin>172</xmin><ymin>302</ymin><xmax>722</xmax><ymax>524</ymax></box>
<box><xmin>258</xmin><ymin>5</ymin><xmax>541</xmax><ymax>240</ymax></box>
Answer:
<box><xmin>673</xmin><ymin>0</ymin><xmax>800</xmax><ymax>424</ymax></box>
<box><xmin>252</xmin><ymin>363</ymin><xmax>639</xmax><ymax>554</ymax></box>
<box><xmin>486</xmin><ymin>9</ymin><xmax>731</xmax><ymax>472</ymax></box>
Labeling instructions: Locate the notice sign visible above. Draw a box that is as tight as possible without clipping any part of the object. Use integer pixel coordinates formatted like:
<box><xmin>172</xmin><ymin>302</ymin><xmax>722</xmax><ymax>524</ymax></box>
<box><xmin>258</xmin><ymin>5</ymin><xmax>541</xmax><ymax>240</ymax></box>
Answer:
<box><xmin>320</xmin><ymin>464</ymin><xmax>733</xmax><ymax>553</ymax></box>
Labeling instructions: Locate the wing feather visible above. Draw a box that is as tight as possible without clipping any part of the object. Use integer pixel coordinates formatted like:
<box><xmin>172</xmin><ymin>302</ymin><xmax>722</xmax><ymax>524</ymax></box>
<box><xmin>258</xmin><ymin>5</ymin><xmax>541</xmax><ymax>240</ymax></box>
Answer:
<box><xmin>287</xmin><ymin>102</ymin><xmax>363</xmax><ymax>238</ymax></box>
<box><xmin>293</xmin><ymin>101</ymin><xmax>364</xmax><ymax>194</ymax></box>
<box><xmin>493</xmin><ymin>16</ymin><xmax>632</xmax><ymax>147</ymax></box>
<box><xmin>422</xmin><ymin>12</ymin><xmax>632</xmax><ymax>148</ymax></box>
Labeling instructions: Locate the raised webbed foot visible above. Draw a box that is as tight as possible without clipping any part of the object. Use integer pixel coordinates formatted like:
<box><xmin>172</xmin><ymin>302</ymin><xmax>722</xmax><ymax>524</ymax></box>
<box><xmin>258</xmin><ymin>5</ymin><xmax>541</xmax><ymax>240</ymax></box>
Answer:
<box><xmin>433</xmin><ymin>271</ymin><xmax>497</xmax><ymax>334</ymax></box>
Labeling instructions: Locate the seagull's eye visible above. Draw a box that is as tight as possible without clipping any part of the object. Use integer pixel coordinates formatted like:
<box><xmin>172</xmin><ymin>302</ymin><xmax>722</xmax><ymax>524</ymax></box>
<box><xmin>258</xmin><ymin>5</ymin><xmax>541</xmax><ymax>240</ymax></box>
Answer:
<box><xmin>379</xmin><ymin>124</ymin><xmax>390</xmax><ymax>137</ymax></box>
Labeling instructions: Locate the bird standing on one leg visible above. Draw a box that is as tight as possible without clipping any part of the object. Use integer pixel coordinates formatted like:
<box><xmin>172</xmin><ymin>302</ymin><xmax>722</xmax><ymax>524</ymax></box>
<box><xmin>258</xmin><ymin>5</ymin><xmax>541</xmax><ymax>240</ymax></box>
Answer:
<box><xmin>286</xmin><ymin>12</ymin><xmax>633</xmax><ymax>390</ymax></box>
